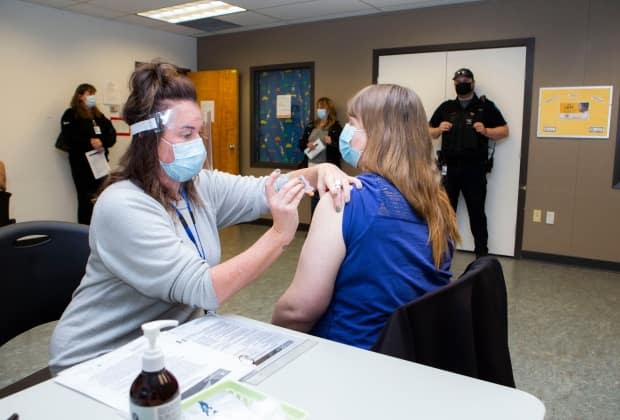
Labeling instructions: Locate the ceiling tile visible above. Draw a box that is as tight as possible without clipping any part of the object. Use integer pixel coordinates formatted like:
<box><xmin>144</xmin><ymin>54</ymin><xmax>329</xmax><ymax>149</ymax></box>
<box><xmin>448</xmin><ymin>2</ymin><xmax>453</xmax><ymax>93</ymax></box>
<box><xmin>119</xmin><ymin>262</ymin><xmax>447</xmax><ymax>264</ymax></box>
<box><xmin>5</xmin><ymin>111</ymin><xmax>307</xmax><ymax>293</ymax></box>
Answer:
<box><xmin>260</xmin><ymin>0</ymin><xmax>375</xmax><ymax>20</ymax></box>
<box><xmin>19</xmin><ymin>0</ymin><xmax>80</xmax><ymax>7</ymax></box>
<box><xmin>65</xmin><ymin>3</ymin><xmax>129</xmax><ymax>19</ymax></box>
<box><xmin>229</xmin><ymin>0</ymin><xmax>312</xmax><ymax>10</ymax></box>
<box><xmin>214</xmin><ymin>10</ymin><xmax>282</xmax><ymax>26</ymax></box>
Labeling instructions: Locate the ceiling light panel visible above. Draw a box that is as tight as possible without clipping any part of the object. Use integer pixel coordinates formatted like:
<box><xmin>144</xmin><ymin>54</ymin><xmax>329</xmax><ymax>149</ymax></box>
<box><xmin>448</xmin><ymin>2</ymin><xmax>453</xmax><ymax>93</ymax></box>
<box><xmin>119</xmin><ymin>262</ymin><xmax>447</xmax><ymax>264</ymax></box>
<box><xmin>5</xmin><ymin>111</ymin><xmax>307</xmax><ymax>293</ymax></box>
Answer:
<box><xmin>138</xmin><ymin>0</ymin><xmax>245</xmax><ymax>23</ymax></box>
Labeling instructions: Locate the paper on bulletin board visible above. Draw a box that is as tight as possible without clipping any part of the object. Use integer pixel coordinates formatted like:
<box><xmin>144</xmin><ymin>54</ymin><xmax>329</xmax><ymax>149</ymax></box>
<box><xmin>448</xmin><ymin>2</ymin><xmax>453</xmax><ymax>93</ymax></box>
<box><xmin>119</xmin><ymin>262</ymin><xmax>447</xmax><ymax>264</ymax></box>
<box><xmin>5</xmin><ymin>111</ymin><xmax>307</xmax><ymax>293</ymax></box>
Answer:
<box><xmin>537</xmin><ymin>86</ymin><xmax>613</xmax><ymax>138</ymax></box>
<box><xmin>276</xmin><ymin>94</ymin><xmax>292</xmax><ymax>119</ymax></box>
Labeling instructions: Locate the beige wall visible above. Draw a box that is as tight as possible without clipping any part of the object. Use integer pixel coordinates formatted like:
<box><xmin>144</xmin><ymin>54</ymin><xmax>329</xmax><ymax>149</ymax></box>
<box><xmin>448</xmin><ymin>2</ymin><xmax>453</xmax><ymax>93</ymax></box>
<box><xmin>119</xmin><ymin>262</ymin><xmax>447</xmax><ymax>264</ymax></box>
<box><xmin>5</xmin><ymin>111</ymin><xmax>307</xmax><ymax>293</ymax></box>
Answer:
<box><xmin>0</xmin><ymin>0</ymin><xmax>196</xmax><ymax>223</ymax></box>
<box><xmin>197</xmin><ymin>0</ymin><xmax>620</xmax><ymax>263</ymax></box>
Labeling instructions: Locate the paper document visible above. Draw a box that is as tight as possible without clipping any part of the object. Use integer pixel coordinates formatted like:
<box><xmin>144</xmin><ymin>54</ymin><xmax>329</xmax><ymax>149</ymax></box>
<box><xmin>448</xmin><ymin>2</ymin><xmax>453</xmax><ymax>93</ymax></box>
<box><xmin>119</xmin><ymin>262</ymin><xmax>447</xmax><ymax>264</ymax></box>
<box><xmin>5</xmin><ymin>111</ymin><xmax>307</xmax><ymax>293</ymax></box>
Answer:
<box><xmin>276</xmin><ymin>94</ymin><xmax>292</xmax><ymax>119</ymax></box>
<box><xmin>171</xmin><ymin>315</ymin><xmax>303</xmax><ymax>367</ymax></box>
<box><xmin>54</xmin><ymin>314</ymin><xmax>308</xmax><ymax>416</ymax></box>
<box><xmin>85</xmin><ymin>149</ymin><xmax>110</xmax><ymax>179</ymax></box>
<box><xmin>303</xmin><ymin>139</ymin><xmax>326</xmax><ymax>160</ymax></box>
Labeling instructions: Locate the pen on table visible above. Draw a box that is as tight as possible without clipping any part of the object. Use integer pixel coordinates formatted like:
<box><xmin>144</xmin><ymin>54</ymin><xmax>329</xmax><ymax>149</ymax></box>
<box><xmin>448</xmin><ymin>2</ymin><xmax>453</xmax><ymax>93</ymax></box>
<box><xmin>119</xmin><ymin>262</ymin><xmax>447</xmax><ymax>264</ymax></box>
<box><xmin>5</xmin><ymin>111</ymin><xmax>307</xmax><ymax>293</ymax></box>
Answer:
<box><xmin>253</xmin><ymin>340</ymin><xmax>293</xmax><ymax>366</ymax></box>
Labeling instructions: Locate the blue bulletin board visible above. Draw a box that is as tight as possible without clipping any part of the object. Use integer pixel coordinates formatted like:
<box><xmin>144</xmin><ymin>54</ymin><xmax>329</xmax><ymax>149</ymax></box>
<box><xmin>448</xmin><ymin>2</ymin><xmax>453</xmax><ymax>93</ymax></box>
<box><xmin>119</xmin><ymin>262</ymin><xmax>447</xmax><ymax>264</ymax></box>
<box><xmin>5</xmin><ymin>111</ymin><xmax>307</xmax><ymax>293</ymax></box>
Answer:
<box><xmin>250</xmin><ymin>62</ymin><xmax>314</xmax><ymax>168</ymax></box>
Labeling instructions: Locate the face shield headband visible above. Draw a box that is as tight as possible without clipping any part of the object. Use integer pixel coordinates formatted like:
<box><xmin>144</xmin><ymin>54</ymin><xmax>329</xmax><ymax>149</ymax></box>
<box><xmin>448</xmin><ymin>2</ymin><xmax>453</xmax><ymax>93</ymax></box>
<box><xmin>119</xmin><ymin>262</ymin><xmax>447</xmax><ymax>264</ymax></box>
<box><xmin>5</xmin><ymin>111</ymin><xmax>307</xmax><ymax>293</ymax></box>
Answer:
<box><xmin>129</xmin><ymin>109</ymin><xmax>175</xmax><ymax>136</ymax></box>
<box><xmin>129</xmin><ymin>108</ymin><xmax>214</xmax><ymax>171</ymax></box>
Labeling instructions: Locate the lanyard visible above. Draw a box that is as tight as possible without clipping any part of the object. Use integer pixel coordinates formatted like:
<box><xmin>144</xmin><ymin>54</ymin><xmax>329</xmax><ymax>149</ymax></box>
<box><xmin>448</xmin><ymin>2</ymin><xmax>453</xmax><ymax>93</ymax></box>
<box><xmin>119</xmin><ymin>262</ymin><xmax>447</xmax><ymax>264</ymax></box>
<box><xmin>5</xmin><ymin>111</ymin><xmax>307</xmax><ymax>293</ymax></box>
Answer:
<box><xmin>172</xmin><ymin>189</ymin><xmax>206</xmax><ymax>260</ymax></box>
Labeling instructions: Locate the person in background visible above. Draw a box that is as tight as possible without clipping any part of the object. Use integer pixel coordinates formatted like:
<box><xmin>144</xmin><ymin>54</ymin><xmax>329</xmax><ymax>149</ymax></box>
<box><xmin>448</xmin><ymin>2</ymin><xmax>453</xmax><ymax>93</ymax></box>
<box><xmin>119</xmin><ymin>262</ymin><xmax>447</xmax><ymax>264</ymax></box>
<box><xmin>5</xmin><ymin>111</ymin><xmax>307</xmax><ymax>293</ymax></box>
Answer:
<box><xmin>272</xmin><ymin>84</ymin><xmax>460</xmax><ymax>349</ymax></box>
<box><xmin>61</xmin><ymin>83</ymin><xmax>116</xmax><ymax>224</ymax></box>
<box><xmin>49</xmin><ymin>62</ymin><xmax>360</xmax><ymax>373</ymax></box>
<box><xmin>429</xmin><ymin>68</ymin><xmax>509</xmax><ymax>258</ymax></box>
<box><xmin>0</xmin><ymin>160</ymin><xmax>6</xmax><ymax>191</ymax></box>
<box><xmin>299</xmin><ymin>97</ymin><xmax>343</xmax><ymax>215</ymax></box>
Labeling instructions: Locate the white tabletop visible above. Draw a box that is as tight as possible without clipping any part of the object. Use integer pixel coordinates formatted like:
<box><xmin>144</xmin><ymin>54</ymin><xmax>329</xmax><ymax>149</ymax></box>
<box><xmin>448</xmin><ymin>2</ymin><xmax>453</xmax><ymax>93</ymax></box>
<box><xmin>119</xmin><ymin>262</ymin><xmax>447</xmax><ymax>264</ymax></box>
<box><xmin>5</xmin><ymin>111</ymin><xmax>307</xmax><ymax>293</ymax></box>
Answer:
<box><xmin>0</xmin><ymin>317</ymin><xmax>545</xmax><ymax>420</ymax></box>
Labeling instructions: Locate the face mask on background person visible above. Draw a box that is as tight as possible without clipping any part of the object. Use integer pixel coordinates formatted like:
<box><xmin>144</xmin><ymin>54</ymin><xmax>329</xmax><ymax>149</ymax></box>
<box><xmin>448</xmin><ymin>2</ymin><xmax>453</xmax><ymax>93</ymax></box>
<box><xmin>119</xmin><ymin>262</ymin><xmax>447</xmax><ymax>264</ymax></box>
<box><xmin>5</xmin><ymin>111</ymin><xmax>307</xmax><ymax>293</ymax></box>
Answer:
<box><xmin>316</xmin><ymin>108</ymin><xmax>328</xmax><ymax>120</ymax></box>
<box><xmin>339</xmin><ymin>123</ymin><xmax>362</xmax><ymax>167</ymax></box>
<box><xmin>85</xmin><ymin>95</ymin><xmax>96</xmax><ymax>108</ymax></box>
<box><xmin>455</xmin><ymin>82</ymin><xmax>473</xmax><ymax>96</ymax></box>
<box><xmin>160</xmin><ymin>137</ymin><xmax>207</xmax><ymax>182</ymax></box>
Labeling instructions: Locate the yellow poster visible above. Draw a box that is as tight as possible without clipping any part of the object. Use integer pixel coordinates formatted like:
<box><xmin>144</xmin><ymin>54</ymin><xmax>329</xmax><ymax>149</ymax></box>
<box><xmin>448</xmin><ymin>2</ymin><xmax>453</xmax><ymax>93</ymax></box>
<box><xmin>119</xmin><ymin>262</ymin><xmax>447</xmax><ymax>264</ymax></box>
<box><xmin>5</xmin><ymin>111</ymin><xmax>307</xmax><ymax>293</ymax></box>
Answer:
<box><xmin>537</xmin><ymin>86</ymin><xmax>613</xmax><ymax>138</ymax></box>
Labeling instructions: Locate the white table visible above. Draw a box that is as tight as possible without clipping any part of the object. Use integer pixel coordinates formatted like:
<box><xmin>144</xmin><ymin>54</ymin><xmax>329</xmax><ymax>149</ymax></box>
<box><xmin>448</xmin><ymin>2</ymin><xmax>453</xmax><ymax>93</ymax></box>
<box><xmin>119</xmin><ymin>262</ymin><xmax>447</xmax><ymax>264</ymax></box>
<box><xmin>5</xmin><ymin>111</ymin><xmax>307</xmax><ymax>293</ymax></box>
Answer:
<box><xmin>0</xmin><ymin>317</ymin><xmax>545</xmax><ymax>419</ymax></box>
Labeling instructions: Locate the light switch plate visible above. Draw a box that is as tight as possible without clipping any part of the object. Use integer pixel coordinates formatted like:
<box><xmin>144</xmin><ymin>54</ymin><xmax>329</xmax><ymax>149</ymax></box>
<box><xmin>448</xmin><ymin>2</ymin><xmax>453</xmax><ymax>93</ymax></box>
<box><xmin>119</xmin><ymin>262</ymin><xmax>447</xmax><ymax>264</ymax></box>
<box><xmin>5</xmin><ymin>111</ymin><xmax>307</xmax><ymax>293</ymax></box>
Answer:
<box><xmin>546</xmin><ymin>211</ymin><xmax>555</xmax><ymax>224</ymax></box>
<box><xmin>533</xmin><ymin>209</ymin><xmax>542</xmax><ymax>223</ymax></box>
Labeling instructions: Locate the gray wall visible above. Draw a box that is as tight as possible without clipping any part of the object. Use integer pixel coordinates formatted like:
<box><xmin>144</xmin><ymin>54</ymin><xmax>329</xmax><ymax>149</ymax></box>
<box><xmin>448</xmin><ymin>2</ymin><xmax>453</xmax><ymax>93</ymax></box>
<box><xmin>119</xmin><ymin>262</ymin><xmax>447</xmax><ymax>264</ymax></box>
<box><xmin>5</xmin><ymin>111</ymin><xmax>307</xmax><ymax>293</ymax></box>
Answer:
<box><xmin>197</xmin><ymin>0</ymin><xmax>620</xmax><ymax>264</ymax></box>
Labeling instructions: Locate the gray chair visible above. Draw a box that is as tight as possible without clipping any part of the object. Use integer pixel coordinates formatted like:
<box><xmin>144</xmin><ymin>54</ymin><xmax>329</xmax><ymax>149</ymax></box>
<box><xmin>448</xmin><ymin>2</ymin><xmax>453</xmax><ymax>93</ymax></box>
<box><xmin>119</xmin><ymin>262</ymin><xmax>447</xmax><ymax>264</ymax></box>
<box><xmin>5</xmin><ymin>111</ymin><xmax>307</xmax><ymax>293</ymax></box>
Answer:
<box><xmin>371</xmin><ymin>256</ymin><xmax>516</xmax><ymax>387</ymax></box>
<box><xmin>0</xmin><ymin>221</ymin><xmax>90</xmax><ymax>397</ymax></box>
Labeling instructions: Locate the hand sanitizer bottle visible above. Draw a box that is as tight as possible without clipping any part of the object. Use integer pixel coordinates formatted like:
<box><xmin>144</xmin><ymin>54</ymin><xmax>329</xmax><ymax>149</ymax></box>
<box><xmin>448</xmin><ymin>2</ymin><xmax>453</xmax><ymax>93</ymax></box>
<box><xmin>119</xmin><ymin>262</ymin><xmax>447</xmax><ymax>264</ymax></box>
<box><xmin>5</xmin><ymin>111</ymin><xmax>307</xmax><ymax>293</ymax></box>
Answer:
<box><xmin>129</xmin><ymin>320</ymin><xmax>181</xmax><ymax>420</ymax></box>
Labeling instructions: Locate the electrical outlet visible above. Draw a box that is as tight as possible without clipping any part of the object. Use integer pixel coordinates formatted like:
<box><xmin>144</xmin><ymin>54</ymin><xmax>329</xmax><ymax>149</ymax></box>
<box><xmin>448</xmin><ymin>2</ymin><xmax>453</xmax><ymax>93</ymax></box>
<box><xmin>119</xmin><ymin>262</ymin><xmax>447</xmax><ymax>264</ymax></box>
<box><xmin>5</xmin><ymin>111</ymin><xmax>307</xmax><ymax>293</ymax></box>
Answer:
<box><xmin>546</xmin><ymin>211</ymin><xmax>555</xmax><ymax>225</ymax></box>
<box><xmin>533</xmin><ymin>209</ymin><xmax>542</xmax><ymax>223</ymax></box>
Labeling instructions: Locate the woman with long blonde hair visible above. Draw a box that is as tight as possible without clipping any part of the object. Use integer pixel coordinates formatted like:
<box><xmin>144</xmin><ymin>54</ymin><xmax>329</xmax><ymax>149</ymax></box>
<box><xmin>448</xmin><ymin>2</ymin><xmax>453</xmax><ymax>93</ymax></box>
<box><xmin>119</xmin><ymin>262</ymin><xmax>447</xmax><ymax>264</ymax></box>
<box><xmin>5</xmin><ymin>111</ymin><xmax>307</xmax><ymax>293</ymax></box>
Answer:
<box><xmin>273</xmin><ymin>84</ymin><xmax>460</xmax><ymax>349</ymax></box>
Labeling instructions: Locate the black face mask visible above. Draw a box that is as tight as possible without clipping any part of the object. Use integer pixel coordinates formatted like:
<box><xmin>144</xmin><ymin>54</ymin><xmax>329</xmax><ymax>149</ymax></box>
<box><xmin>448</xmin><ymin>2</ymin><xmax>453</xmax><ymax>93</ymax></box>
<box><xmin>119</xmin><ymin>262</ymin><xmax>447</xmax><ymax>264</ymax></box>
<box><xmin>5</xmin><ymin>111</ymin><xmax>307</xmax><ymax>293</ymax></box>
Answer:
<box><xmin>455</xmin><ymin>82</ymin><xmax>472</xmax><ymax>95</ymax></box>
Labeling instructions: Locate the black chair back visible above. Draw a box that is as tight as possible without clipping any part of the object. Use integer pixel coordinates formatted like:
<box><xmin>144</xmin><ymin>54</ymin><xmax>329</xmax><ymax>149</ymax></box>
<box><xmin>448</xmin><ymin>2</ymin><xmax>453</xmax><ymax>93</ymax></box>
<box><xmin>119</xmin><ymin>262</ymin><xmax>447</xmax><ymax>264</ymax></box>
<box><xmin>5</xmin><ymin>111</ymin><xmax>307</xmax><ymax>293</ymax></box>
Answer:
<box><xmin>371</xmin><ymin>256</ymin><xmax>515</xmax><ymax>387</ymax></box>
<box><xmin>0</xmin><ymin>191</ymin><xmax>11</xmax><ymax>227</ymax></box>
<box><xmin>0</xmin><ymin>221</ymin><xmax>90</xmax><ymax>346</ymax></box>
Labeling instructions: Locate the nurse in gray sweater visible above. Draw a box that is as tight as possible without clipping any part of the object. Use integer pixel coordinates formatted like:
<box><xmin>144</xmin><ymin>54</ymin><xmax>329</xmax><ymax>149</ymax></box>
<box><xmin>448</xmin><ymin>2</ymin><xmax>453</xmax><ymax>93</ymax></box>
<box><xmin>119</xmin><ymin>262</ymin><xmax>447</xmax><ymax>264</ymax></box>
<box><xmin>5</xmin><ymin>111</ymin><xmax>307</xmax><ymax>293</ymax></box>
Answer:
<box><xmin>49</xmin><ymin>62</ymin><xmax>360</xmax><ymax>373</ymax></box>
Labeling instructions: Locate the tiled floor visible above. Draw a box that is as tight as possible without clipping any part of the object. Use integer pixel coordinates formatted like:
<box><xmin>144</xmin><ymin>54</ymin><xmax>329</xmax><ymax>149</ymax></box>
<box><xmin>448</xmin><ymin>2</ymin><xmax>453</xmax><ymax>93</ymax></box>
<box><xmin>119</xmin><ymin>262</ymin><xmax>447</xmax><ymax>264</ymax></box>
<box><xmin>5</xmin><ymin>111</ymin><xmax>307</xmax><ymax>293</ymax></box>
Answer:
<box><xmin>1</xmin><ymin>224</ymin><xmax>619</xmax><ymax>419</ymax></box>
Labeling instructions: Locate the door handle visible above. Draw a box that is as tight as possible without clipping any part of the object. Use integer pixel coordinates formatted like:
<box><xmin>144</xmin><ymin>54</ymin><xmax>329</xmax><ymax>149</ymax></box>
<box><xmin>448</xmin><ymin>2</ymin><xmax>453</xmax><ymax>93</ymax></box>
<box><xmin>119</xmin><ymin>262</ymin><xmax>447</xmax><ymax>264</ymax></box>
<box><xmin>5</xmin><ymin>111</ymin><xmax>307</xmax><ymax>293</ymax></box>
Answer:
<box><xmin>228</xmin><ymin>144</ymin><xmax>236</xmax><ymax>150</ymax></box>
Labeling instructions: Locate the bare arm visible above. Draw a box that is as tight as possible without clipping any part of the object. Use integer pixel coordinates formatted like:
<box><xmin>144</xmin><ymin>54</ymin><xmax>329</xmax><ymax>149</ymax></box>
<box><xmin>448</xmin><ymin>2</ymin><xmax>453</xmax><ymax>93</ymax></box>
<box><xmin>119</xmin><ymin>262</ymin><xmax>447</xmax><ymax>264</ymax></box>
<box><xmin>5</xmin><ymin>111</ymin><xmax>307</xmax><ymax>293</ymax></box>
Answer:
<box><xmin>272</xmin><ymin>193</ymin><xmax>346</xmax><ymax>332</ymax></box>
<box><xmin>473</xmin><ymin>122</ymin><xmax>509</xmax><ymax>141</ymax></box>
<box><xmin>429</xmin><ymin>121</ymin><xmax>452</xmax><ymax>140</ymax></box>
<box><xmin>486</xmin><ymin>124</ymin><xmax>509</xmax><ymax>140</ymax></box>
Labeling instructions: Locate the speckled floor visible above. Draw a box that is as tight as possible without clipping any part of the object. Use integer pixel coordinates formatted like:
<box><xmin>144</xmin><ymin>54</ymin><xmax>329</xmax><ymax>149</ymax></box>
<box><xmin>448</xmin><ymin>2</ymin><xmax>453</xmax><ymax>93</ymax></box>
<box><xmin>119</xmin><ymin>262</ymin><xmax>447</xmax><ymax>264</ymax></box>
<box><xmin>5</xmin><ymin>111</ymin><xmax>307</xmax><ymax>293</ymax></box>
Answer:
<box><xmin>1</xmin><ymin>224</ymin><xmax>618</xmax><ymax>419</ymax></box>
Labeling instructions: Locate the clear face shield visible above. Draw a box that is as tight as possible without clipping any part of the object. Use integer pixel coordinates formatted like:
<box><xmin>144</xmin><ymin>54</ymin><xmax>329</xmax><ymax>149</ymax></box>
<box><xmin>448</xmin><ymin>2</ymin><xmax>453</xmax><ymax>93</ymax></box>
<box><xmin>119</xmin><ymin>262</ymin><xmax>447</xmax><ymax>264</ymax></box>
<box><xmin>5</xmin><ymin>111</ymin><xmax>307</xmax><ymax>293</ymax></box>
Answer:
<box><xmin>129</xmin><ymin>107</ymin><xmax>213</xmax><ymax>172</ymax></box>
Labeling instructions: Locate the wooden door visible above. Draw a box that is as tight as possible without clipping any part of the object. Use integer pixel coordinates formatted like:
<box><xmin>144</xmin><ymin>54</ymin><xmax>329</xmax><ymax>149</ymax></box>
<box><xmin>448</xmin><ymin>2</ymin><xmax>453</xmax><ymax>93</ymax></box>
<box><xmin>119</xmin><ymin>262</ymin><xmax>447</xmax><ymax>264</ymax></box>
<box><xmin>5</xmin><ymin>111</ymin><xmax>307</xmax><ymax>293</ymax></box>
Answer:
<box><xmin>188</xmin><ymin>69</ymin><xmax>239</xmax><ymax>174</ymax></box>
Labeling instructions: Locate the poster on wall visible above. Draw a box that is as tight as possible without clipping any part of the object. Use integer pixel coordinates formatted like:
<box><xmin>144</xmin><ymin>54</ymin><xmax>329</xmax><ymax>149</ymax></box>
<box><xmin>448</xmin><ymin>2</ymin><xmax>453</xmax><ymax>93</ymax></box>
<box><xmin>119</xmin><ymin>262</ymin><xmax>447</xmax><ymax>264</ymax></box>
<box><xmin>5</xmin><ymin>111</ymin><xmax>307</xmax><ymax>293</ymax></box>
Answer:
<box><xmin>537</xmin><ymin>86</ymin><xmax>613</xmax><ymax>139</ymax></box>
<box><xmin>250</xmin><ymin>62</ymin><xmax>313</xmax><ymax>168</ymax></box>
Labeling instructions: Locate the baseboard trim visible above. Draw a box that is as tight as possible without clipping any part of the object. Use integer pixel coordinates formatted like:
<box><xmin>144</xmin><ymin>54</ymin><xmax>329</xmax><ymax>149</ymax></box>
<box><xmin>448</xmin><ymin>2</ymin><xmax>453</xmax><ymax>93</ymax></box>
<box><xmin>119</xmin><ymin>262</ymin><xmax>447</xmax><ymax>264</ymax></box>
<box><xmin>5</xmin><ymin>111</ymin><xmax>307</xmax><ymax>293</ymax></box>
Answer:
<box><xmin>243</xmin><ymin>219</ymin><xmax>310</xmax><ymax>232</ymax></box>
<box><xmin>521</xmin><ymin>251</ymin><xmax>620</xmax><ymax>272</ymax></box>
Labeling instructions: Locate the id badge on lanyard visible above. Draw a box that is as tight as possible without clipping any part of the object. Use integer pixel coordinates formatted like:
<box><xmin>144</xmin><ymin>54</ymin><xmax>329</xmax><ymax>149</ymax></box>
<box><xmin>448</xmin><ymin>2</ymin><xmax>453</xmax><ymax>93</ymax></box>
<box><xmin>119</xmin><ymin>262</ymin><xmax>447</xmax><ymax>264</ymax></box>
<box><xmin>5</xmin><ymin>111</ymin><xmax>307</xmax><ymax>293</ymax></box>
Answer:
<box><xmin>93</xmin><ymin>120</ymin><xmax>101</xmax><ymax>135</ymax></box>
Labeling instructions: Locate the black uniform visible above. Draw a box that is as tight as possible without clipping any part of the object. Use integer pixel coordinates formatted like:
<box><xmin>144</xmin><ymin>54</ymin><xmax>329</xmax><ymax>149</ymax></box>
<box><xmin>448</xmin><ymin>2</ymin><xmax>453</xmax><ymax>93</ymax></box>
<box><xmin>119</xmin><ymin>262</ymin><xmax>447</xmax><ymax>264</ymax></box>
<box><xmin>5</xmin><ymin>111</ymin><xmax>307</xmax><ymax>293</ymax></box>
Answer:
<box><xmin>61</xmin><ymin>108</ymin><xmax>116</xmax><ymax>224</ymax></box>
<box><xmin>429</xmin><ymin>94</ymin><xmax>506</xmax><ymax>257</ymax></box>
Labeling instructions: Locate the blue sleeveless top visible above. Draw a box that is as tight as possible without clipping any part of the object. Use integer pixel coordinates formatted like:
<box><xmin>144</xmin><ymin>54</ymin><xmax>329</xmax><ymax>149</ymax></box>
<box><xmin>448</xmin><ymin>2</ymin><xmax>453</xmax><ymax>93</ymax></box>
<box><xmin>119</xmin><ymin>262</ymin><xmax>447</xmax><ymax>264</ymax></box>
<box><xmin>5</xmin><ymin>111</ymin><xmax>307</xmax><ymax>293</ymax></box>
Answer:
<box><xmin>310</xmin><ymin>173</ymin><xmax>453</xmax><ymax>349</ymax></box>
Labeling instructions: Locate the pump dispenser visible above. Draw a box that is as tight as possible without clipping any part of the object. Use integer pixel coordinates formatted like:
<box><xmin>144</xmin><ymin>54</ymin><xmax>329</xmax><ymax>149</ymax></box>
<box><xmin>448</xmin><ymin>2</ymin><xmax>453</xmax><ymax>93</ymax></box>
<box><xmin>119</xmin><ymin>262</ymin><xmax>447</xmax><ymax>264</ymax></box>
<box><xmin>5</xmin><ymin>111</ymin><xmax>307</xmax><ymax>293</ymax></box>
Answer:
<box><xmin>129</xmin><ymin>320</ymin><xmax>182</xmax><ymax>420</ymax></box>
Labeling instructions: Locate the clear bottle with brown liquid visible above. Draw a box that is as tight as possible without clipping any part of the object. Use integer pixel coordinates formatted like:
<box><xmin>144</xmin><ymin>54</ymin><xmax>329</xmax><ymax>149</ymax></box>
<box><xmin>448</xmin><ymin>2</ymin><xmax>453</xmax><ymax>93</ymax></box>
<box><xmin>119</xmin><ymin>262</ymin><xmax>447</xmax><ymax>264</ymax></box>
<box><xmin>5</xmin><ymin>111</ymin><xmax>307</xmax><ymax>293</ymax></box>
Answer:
<box><xmin>129</xmin><ymin>320</ymin><xmax>182</xmax><ymax>420</ymax></box>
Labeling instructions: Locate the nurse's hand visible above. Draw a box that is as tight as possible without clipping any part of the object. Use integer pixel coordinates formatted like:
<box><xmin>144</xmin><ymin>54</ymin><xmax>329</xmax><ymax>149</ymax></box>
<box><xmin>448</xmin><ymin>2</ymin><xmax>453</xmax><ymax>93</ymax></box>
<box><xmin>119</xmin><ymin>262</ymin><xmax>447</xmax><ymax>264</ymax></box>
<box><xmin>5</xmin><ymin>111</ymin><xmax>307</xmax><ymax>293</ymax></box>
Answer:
<box><xmin>265</xmin><ymin>170</ymin><xmax>305</xmax><ymax>245</ymax></box>
<box><xmin>315</xmin><ymin>163</ymin><xmax>362</xmax><ymax>212</ymax></box>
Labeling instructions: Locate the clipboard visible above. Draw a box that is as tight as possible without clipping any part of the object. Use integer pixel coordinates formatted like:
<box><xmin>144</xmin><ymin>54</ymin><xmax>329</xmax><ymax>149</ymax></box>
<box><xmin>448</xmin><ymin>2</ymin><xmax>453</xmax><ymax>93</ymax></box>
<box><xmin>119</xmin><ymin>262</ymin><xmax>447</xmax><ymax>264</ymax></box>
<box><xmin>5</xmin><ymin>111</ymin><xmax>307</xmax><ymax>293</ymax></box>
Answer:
<box><xmin>85</xmin><ymin>150</ymin><xmax>110</xmax><ymax>179</ymax></box>
<box><xmin>303</xmin><ymin>139</ymin><xmax>326</xmax><ymax>160</ymax></box>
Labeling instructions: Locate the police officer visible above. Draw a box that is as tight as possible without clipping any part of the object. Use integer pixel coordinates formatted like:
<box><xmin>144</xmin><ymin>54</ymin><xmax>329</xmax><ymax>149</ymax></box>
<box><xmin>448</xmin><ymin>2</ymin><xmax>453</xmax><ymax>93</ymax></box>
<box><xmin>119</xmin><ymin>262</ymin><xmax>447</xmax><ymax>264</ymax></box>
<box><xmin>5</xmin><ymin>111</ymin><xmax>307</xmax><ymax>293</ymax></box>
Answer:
<box><xmin>429</xmin><ymin>68</ymin><xmax>508</xmax><ymax>258</ymax></box>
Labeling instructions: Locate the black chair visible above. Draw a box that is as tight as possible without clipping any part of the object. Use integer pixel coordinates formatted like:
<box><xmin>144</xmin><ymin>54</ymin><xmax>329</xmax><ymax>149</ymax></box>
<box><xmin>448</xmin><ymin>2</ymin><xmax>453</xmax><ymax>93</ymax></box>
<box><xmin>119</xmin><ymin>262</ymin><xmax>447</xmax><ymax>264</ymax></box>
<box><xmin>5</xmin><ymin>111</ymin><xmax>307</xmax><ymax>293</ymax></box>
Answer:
<box><xmin>0</xmin><ymin>190</ymin><xmax>15</xmax><ymax>227</ymax></box>
<box><xmin>0</xmin><ymin>221</ymin><xmax>90</xmax><ymax>397</ymax></box>
<box><xmin>371</xmin><ymin>256</ymin><xmax>516</xmax><ymax>387</ymax></box>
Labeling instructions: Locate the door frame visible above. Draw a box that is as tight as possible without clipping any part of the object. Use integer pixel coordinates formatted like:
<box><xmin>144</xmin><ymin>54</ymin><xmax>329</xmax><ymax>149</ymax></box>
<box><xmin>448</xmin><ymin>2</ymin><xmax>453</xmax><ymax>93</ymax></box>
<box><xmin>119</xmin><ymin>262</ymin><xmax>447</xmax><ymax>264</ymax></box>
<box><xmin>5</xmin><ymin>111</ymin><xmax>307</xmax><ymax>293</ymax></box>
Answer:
<box><xmin>372</xmin><ymin>38</ymin><xmax>535</xmax><ymax>258</ymax></box>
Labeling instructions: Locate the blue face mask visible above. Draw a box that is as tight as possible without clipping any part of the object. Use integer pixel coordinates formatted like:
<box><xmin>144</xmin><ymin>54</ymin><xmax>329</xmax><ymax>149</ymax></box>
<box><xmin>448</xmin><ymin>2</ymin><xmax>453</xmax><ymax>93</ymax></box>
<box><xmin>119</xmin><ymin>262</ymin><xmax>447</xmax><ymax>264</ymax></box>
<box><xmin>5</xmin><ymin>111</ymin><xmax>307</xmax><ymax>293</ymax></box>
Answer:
<box><xmin>85</xmin><ymin>95</ymin><xmax>96</xmax><ymax>108</ymax></box>
<box><xmin>339</xmin><ymin>123</ymin><xmax>362</xmax><ymax>167</ymax></box>
<box><xmin>160</xmin><ymin>137</ymin><xmax>207</xmax><ymax>182</ymax></box>
<box><xmin>316</xmin><ymin>108</ymin><xmax>328</xmax><ymax>120</ymax></box>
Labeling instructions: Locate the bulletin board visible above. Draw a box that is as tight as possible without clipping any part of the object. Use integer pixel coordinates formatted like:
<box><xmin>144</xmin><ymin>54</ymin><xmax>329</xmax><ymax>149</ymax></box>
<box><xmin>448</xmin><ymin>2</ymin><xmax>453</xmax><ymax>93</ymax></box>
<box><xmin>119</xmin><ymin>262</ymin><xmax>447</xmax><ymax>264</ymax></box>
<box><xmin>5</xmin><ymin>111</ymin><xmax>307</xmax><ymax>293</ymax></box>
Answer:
<box><xmin>537</xmin><ymin>86</ymin><xmax>613</xmax><ymax>138</ymax></box>
<box><xmin>250</xmin><ymin>62</ymin><xmax>314</xmax><ymax>168</ymax></box>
